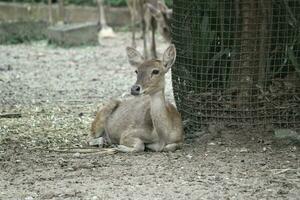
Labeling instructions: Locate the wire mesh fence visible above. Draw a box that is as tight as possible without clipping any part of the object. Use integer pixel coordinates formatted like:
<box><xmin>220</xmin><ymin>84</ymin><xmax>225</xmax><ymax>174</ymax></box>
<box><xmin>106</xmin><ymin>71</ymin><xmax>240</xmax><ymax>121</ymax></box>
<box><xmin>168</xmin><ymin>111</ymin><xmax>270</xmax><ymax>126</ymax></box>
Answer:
<box><xmin>171</xmin><ymin>0</ymin><xmax>300</xmax><ymax>133</ymax></box>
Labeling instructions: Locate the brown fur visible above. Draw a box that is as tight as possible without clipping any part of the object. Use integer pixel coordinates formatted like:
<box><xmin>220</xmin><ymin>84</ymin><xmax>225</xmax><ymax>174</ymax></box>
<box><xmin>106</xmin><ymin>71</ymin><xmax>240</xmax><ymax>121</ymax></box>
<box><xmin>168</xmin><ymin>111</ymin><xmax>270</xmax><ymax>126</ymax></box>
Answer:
<box><xmin>90</xmin><ymin>45</ymin><xmax>183</xmax><ymax>152</ymax></box>
<box><xmin>91</xmin><ymin>100</ymin><xmax>120</xmax><ymax>138</ymax></box>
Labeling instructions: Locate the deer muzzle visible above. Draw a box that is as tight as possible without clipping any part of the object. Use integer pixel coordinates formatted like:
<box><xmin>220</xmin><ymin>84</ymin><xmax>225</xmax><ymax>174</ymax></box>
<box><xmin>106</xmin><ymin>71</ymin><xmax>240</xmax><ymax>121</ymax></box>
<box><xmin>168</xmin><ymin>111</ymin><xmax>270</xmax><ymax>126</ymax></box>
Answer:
<box><xmin>131</xmin><ymin>84</ymin><xmax>142</xmax><ymax>96</ymax></box>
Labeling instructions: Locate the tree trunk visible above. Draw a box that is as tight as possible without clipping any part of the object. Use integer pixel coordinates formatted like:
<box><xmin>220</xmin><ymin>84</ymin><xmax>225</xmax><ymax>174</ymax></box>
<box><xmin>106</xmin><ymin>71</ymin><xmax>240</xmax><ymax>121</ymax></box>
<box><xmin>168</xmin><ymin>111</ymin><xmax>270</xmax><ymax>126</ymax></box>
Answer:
<box><xmin>257</xmin><ymin>0</ymin><xmax>272</xmax><ymax>87</ymax></box>
<box><xmin>234</xmin><ymin>0</ymin><xmax>259</xmax><ymax>108</ymax></box>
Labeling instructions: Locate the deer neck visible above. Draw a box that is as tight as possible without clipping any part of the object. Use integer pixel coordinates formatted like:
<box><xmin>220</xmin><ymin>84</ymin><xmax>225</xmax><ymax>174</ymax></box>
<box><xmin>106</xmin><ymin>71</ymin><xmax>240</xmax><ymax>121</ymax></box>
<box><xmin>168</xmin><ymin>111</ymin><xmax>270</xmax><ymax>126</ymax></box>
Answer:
<box><xmin>149</xmin><ymin>89</ymin><xmax>170</xmax><ymax>139</ymax></box>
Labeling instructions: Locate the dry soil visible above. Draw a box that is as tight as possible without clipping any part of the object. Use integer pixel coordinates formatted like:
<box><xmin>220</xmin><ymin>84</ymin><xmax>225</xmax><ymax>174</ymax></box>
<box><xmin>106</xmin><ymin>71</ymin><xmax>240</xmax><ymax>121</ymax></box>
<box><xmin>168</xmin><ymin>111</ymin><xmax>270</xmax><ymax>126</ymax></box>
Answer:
<box><xmin>0</xmin><ymin>32</ymin><xmax>299</xmax><ymax>200</ymax></box>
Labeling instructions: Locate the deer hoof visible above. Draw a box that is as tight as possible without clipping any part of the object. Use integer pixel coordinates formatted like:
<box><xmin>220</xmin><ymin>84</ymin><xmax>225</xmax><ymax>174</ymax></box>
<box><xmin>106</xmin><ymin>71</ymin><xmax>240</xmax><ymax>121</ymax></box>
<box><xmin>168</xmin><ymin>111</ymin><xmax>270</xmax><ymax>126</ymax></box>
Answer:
<box><xmin>89</xmin><ymin>137</ymin><xmax>104</xmax><ymax>147</ymax></box>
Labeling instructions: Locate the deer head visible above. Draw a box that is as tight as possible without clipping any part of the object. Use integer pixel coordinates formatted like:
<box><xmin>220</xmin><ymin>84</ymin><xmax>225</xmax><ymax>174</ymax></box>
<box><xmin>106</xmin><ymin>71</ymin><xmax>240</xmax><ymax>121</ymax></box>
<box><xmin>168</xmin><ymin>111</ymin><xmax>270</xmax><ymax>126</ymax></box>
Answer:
<box><xmin>126</xmin><ymin>45</ymin><xmax>176</xmax><ymax>96</ymax></box>
<box><xmin>147</xmin><ymin>2</ymin><xmax>172</xmax><ymax>42</ymax></box>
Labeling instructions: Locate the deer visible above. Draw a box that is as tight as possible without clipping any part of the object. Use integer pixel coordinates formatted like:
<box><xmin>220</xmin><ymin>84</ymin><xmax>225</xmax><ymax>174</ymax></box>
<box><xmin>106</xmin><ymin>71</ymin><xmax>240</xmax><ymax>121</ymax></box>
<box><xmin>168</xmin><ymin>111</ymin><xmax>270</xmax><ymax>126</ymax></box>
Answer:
<box><xmin>127</xmin><ymin>0</ymin><xmax>172</xmax><ymax>59</ymax></box>
<box><xmin>97</xmin><ymin>0</ymin><xmax>116</xmax><ymax>39</ymax></box>
<box><xmin>90</xmin><ymin>44</ymin><xmax>184</xmax><ymax>152</ymax></box>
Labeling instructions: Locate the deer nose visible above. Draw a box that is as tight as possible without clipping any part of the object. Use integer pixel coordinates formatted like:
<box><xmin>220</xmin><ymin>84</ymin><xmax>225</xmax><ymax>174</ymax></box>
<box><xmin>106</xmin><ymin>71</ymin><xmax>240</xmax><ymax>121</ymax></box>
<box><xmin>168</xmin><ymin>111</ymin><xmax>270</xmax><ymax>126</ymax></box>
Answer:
<box><xmin>131</xmin><ymin>85</ymin><xmax>141</xmax><ymax>96</ymax></box>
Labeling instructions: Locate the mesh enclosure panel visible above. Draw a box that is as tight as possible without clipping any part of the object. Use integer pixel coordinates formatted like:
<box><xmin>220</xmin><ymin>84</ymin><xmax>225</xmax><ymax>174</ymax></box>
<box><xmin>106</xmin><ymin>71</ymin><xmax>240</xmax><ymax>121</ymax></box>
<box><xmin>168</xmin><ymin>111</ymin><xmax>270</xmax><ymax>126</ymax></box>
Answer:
<box><xmin>171</xmin><ymin>0</ymin><xmax>300</xmax><ymax>134</ymax></box>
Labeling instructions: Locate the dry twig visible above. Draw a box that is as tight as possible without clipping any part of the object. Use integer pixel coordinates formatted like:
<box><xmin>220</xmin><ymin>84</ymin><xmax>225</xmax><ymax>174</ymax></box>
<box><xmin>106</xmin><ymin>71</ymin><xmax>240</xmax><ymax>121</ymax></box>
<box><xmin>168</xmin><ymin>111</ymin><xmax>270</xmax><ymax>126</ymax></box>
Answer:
<box><xmin>0</xmin><ymin>113</ymin><xmax>22</xmax><ymax>118</ymax></box>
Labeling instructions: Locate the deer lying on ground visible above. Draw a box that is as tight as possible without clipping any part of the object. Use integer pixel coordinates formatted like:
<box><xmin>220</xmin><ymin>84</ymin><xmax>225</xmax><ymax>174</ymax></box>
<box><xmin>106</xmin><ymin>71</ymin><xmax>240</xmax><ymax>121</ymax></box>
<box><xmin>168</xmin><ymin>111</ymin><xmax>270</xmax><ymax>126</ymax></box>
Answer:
<box><xmin>127</xmin><ymin>0</ymin><xmax>172</xmax><ymax>59</ymax></box>
<box><xmin>90</xmin><ymin>45</ymin><xmax>183</xmax><ymax>152</ymax></box>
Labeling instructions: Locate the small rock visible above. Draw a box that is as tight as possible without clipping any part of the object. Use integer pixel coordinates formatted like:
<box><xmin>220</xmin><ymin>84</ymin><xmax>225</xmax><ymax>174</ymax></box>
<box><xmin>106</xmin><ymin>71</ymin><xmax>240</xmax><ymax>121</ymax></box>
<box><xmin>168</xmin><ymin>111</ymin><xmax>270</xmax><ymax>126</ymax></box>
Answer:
<box><xmin>262</xmin><ymin>147</ymin><xmax>267</xmax><ymax>152</ymax></box>
<box><xmin>275</xmin><ymin>129</ymin><xmax>300</xmax><ymax>144</ymax></box>
<box><xmin>277</xmin><ymin>188</ymin><xmax>289</xmax><ymax>195</ymax></box>
<box><xmin>217</xmin><ymin>141</ymin><xmax>225</xmax><ymax>145</ymax></box>
<box><xmin>186</xmin><ymin>154</ymin><xmax>193</xmax><ymax>159</ymax></box>
<box><xmin>89</xmin><ymin>137</ymin><xmax>104</xmax><ymax>147</ymax></box>
<box><xmin>91</xmin><ymin>196</ymin><xmax>99</xmax><ymax>200</ymax></box>
<box><xmin>208</xmin><ymin>142</ymin><xmax>216</xmax><ymax>146</ymax></box>
<box><xmin>73</xmin><ymin>152</ymin><xmax>81</xmax><ymax>157</ymax></box>
<box><xmin>7</xmin><ymin>65</ymin><xmax>13</xmax><ymax>71</ymax></box>
<box><xmin>240</xmin><ymin>148</ymin><xmax>248</xmax><ymax>153</ymax></box>
<box><xmin>66</xmin><ymin>167</ymin><xmax>74</xmax><ymax>171</ymax></box>
<box><xmin>260</xmin><ymin>162</ymin><xmax>266</xmax><ymax>166</ymax></box>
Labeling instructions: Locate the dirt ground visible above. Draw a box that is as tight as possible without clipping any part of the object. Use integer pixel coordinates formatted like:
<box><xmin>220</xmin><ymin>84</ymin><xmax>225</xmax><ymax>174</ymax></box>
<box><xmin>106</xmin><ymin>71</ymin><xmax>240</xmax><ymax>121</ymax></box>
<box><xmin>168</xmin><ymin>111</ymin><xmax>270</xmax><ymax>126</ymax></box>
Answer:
<box><xmin>0</xmin><ymin>32</ymin><xmax>299</xmax><ymax>200</ymax></box>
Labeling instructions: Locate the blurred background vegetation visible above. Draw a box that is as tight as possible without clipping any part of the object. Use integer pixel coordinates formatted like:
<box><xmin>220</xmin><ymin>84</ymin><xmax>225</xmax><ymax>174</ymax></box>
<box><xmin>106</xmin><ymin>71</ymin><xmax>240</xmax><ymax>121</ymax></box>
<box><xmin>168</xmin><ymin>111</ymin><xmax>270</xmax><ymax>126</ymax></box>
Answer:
<box><xmin>0</xmin><ymin>0</ymin><xmax>173</xmax><ymax>7</ymax></box>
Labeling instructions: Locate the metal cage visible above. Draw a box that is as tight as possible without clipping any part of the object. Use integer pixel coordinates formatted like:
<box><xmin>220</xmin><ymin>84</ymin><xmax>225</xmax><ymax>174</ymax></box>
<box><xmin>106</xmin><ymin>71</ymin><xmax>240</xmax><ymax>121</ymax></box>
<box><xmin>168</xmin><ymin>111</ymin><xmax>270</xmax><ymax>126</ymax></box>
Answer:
<box><xmin>171</xmin><ymin>0</ymin><xmax>300</xmax><ymax>133</ymax></box>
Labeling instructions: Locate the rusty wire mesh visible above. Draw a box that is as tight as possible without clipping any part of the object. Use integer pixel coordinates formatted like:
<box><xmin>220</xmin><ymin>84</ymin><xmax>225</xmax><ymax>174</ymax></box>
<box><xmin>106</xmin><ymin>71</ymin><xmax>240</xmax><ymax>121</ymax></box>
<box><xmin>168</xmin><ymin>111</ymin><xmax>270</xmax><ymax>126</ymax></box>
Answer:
<box><xmin>171</xmin><ymin>0</ymin><xmax>300</xmax><ymax>133</ymax></box>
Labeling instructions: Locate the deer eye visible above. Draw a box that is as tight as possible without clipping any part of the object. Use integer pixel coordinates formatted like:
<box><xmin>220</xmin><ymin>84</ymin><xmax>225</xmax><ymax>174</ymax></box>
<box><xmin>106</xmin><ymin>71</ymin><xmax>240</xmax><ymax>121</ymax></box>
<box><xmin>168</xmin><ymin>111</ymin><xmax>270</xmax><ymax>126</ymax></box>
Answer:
<box><xmin>135</xmin><ymin>70</ymin><xmax>138</xmax><ymax>74</ymax></box>
<box><xmin>152</xmin><ymin>69</ymin><xmax>160</xmax><ymax>75</ymax></box>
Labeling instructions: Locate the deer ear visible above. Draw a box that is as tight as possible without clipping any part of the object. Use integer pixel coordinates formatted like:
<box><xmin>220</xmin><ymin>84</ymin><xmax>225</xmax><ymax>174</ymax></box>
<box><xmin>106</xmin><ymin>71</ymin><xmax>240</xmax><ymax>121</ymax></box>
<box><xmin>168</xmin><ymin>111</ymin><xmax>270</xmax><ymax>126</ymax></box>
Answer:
<box><xmin>167</xmin><ymin>9</ymin><xmax>173</xmax><ymax>18</ymax></box>
<box><xmin>147</xmin><ymin>3</ymin><xmax>161</xmax><ymax>18</ymax></box>
<box><xmin>163</xmin><ymin>44</ymin><xmax>176</xmax><ymax>72</ymax></box>
<box><xmin>126</xmin><ymin>47</ymin><xmax>144</xmax><ymax>67</ymax></box>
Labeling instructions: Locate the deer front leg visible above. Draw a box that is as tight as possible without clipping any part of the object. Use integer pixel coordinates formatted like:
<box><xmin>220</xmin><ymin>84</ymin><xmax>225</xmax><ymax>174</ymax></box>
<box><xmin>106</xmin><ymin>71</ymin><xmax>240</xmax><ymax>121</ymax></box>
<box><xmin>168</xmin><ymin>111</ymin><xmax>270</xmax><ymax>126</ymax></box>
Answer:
<box><xmin>142</xmin><ymin>18</ymin><xmax>149</xmax><ymax>59</ymax></box>
<box><xmin>117</xmin><ymin>131</ymin><xmax>145</xmax><ymax>153</ymax></box>
<box><xmin>151</xmin><ymin>24</ymin><xmax>157</xmax><ymax>59</ymax></box>
<box><xmin>130</xmin><ymin>12</ymin><xmax>136</xmax><ymax>48</ymax></box>
<box><xmin>146</xmin><ymin>142</ymin><xmax>164</xmax><ymax>152</ymax></box>
<box><xmin>163</xmin><ymin>143</ymin><xmax>182</xmax><ymax>152</ymax></box>
<box><xmin>89</xmin><ymin>137</ymin><xmax>105</xmax><ymax>147</ymax></box>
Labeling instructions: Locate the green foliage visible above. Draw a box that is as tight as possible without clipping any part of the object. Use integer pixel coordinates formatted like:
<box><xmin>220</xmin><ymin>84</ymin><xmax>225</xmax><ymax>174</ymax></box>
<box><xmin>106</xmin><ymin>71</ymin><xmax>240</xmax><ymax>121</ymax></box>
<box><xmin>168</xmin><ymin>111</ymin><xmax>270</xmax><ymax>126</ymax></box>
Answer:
<box><xmin>0</xmin><ymin>21</ymin><xmax>47</xmax><ymax>44</ymax></box>
<box><xmin>65</xmin><ymin>0</ymin><xmax>95</xmax><ymax>6</ymax></box>
<box><xmin>0</xmin><ymin>0</ymin><xmax>47</xmax><ymax>2</ymax></box>
<box><xmin>164</xmin><ymin>0</ymin><xmax>172</xmax><ymax>7</ymax></box>
<box><xmin>104</xmin><ymin>0</ymin><xmax>126</xmax><ymax>7</ymax></box>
